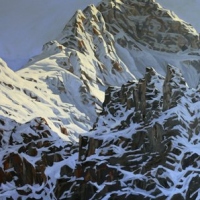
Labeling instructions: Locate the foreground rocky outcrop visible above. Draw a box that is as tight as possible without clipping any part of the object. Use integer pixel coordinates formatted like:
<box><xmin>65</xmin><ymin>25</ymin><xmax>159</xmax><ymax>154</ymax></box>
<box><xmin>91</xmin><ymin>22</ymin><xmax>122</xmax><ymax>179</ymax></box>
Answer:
<box><xmin>68</xmin><ymin>65</ymin><xmax>200</xmax><ymax>200</ymax></box>
<box><xmin>0</xmin><ymin>116</ymin><xmax>78</xmax><ymax>199</ymax></box>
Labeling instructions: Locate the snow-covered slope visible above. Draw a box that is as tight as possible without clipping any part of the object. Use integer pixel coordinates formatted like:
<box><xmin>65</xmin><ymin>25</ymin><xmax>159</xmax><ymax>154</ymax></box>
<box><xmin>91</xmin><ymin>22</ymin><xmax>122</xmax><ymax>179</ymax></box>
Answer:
<box><xmin>0</xmin><ymin>58</ymin><xmax>91</xmax><ymax>140</ymax></box>
<box><xmin>1</xmin><ymin>0</ymin><xmax>200</xmax><ymax>199</ymax></box>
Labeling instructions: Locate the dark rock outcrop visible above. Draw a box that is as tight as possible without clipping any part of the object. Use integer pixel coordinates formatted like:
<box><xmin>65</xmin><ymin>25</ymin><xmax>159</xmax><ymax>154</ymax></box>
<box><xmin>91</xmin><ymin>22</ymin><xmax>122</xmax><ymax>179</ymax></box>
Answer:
<box><xmin>68</xmin><ymin>65</ymin><xmax>200</xmax><ymax>200</ymax></box>
<box><xmin>0</xmin><ymin>117</ymin><xmax>77</xmax><ymax>199</ymax></box>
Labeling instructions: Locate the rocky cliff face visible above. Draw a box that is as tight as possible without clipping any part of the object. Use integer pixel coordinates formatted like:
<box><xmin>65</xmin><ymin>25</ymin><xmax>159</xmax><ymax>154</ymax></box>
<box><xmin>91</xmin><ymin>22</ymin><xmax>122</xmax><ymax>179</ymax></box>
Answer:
<box><xmin>99</xmin><ymin>0</ymin><xmax>199</xmax><ymax>52</ymax></box>
<box><xmin>1</xmin><ymin>0</ymin><xmax>200</xmax><ymax>199</ymax></box>
<box><xmin>73</xmin><ymin>65</ymin><xmax>200</xmax><ymax>200</ymax></box>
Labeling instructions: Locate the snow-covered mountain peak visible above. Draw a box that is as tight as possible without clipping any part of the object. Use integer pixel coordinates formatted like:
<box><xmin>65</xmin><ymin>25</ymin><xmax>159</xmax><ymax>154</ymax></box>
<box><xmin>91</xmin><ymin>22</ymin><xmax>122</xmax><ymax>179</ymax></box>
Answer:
<box><xmin>1</xmin><ymin>0</ymin><xmax>200</xmax><ymax>199</ymax></box>
<box><xmin>0</xmin><ymin>0</ymin><xmax>102</xmax><ymax>70</ymax></box>
<box><xmin>98</xmin><ymin>0</ymin><xmax>199</xmax><ymax>53</ymax></box>
<box><xmin>22</xmin><ymin>0</ymin><xmax>200</xmax><ymax>91</ymax></box>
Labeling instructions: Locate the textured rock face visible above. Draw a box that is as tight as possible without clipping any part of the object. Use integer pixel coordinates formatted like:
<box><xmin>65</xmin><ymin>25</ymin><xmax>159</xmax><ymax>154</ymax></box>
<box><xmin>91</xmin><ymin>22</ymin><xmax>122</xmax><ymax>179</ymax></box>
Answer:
<box><xmin>98</xmin><ymin>0</ymin><xmax>199</xmax><ymax>52</ymax></box>
<box><xmin>71</xmin><ymin>66</ymin><xmax>200</xmax><ymax>200</ymax></box>
<box><xmin>163</xmin><ymin>65</ymin><xmax>187</xmax><ymax>111</ymax></box>
<box><xmin>0</xmin><ymin>116</ymin><xmax>77</xmax><ymax>199</ymax></box>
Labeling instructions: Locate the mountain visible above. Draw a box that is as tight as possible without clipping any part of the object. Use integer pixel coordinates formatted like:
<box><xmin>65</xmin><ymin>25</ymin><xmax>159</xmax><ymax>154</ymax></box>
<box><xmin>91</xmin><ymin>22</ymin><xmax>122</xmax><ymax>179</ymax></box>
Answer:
<box><xmin>157</xmin><ymin>0</ymin><xmax>200</xmax><ymax>32</ymax></box>
<box><xmin>0</xmin><ymin>0</ymin><xmax>101</xmax><ymax>70</ymax></box>
<box><xmin>1</xmin><ymin>0</ymin><xmax>200</xmax><ymax>199</ymax></box>
<box><xmin>0</xmin><ymin>0</ymin><xmax>199</xmax><ymax>71</ymax></box>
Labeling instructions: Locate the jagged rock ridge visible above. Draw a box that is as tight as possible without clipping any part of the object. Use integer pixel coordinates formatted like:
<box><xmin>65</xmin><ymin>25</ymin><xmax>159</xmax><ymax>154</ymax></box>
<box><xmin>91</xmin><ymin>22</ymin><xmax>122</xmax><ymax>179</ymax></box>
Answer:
<box><xmin>72</xmin><ymin>65</ymin><xmax>200</xmax><ymax>200</ymax></box>
<box><xmin>99</xmin><ymin>0</ymin><xmax>199</xmax><ymax>52</ymax></box>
